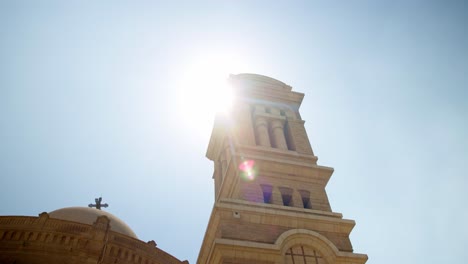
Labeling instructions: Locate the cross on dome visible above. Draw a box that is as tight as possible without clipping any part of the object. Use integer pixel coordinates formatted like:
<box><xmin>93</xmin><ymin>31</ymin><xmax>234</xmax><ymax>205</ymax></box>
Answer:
<box><xmin>88</xmin><ymin>197</ymin><xmax>109</xmax><ymax>210</ymax></box>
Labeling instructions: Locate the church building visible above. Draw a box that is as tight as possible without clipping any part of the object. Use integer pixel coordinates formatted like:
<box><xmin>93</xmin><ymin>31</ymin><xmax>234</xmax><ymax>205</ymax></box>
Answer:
<box><xmin>0</xmin><ymin>74</ymin><xmax>367</xmax><ymax>264</ymax></box>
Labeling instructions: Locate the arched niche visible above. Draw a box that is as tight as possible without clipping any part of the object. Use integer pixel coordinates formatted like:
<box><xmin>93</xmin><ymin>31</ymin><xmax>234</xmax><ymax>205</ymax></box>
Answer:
<box><xmin>275</xmin><ymin>229</ymin><xmax>340</xmax><ymax>264</ymax></box>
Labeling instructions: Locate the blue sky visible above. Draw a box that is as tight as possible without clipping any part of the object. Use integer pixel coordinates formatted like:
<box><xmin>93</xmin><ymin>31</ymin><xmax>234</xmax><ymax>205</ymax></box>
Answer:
<box><xmin>1</xmin><ymin>1</ymin><xmax>467</xmax><ymax>263</ymax></box>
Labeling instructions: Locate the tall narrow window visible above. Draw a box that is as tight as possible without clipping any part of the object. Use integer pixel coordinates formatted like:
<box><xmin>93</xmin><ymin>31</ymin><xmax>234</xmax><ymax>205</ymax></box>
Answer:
<box><xmin>260</xmin><ymin>184</ymin><xmax>273</xmax><ymax>203</ymax></box>
<box><xmin>278</xmin><ymin>187</ymin><xmax>293</xmax><ymax>206</ymax></box>
<box><xmin>284</xmin><ymin>122</ymin><xmax>296</xmax><ymax>151</ymax></box>
<box><xmin>268</xmin><ymin>123</ymin><xmax>276</xmax><ymax>148</ymax></box>
<box><xmin>299</xmin><ymin>190</ymin><xmax>312</xmax><ymax>209</ymax></box>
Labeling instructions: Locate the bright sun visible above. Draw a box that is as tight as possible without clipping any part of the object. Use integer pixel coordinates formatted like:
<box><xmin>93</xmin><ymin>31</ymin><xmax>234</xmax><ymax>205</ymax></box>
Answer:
<box><xmin>175</xmin><ymin>53</ymin><xmax>247</xmax><ymax>138</ymax></box>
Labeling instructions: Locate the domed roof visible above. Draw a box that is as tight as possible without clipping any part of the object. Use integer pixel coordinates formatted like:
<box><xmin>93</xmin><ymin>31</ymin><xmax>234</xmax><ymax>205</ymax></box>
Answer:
<box><xmin>49</xmin><ymin>207</ymin><xmax>137</xmax><ymax>238</ymax></box>
<box><xmin>230</xmin><ymin>73</ymin><xmax>292</xmax><ymax>91</ymax></box>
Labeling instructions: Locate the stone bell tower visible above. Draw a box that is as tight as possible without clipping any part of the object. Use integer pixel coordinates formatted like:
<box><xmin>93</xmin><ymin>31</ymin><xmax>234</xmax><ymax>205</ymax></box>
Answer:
<box><xmin>197</xmin><ymin>74</ymin><xmax>367</xmax><ymax>264</ymax></box>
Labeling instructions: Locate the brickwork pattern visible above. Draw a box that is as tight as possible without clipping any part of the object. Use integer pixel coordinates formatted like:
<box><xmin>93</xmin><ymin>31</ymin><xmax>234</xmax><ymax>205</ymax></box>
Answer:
<box><xmin>0</xmin><ymin>215</ymin><xmax>187</xmax><ymax>264</ymax></box>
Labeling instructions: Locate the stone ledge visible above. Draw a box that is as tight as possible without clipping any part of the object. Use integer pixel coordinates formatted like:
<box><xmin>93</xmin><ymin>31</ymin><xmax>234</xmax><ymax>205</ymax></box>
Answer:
<box><xmin>217</xmin><ymin>198</ymin><xmax>344</xmax><ymax>219</ymax></box>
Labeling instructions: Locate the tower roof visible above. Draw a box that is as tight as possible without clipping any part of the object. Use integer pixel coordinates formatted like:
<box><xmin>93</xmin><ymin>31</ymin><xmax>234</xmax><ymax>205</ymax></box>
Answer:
<box><xmin>229</xmin><ymin>73</ymin><xmax>304</xmax><ymax>108</ymax></box>
<box><xmin>231</xmin><ymin>73</ymin><xmax>292</xmax><ymax>91</ymax></box>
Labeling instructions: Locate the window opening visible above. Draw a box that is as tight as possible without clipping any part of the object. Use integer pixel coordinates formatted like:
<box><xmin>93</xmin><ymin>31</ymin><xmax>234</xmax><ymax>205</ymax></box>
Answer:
<box><xmin>260</xmin><ymin>184</ymin><xmax>273</xmax><ymax>203</ymax></box>
<box><xmin>268</xmin><ymin>123</ymin><xmax>276</xmax><ymax>148</ymax></box>
<box><xmin>284</xmin><ymin>122</ymin><xmax>296</xmax><ymax>151</ymax></box>
<box><xmin>299</xmin><ymin>190</ymin><xmax>312</xmax><ymax>209</ymax></box>
<box><xmin>285</xmin><ymin>245</ymin><xmax>325</xmax><ymax>264</ymax></box>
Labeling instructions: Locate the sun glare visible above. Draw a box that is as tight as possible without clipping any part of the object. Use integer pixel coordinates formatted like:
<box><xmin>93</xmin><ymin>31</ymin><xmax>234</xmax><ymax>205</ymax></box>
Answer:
<box><xmin>175</xmin><ymin>53</ymin><xmax>246</xmax><ymax>137</ymax></box>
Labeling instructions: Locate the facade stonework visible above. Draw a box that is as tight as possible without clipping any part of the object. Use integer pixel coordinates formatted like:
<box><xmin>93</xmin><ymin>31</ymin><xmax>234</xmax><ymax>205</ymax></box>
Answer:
<box><xmin>0</xmin><ymin>213</ymin><xmax>186</xmax><ymax>264</ymax></box>
<box><xmin>198</xmin><ymin>74</ymin><xmax>367</xmax><ymax>264</ymax></box>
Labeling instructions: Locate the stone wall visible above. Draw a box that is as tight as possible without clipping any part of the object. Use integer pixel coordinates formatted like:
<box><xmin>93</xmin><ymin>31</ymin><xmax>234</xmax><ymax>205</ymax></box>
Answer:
<box><xmin>0</xmin><ymin>214</ymin><xmax>187</xmax><ymax>264</ymax></box>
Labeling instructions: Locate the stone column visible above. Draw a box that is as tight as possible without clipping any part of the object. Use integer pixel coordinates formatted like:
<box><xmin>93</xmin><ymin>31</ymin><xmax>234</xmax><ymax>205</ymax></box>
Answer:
<box><xmin>220</xmin><ymin>152</ymin><xmax>227</xmax><ymax>175</ymax></box>
<box><xmin>214</xmin><ymin>161</ymin><xmax>222</xmax><ymax>199</ymax></box>
<box><xmin>287</xmin><ymin>120</ymin><xmax>314</xmax><ymax>155</ymax></box>
<box><xmin>271</xmin><ymin>187</ymin><xmax>284</xmax><ymax>206</ymax></box>
<box><xmin>234</xmin><ymin>102</ymin><xmax>256</xmax><ymax>146</ymax></box>
<box><xmin>255</xmin><ymin>117</ymin><xmax>271</xmax><ymax>147</ymax></box>
<box><xmin>224</xmin><ymin>141</ymin><xmax>231</xmax><ymax>164</ymax></box>
<box><xmin>270</xmin><ymin>119</ymin><xmax>288</xmax><ymax>150</ymax></box>
<box><xmin>292</xmin><ymin>190</ymin><xmax>304</xmax><ymax>208</ymax></box>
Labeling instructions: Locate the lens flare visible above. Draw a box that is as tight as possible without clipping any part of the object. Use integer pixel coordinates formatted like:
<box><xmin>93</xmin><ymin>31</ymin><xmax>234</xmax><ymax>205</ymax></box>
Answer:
<box><xmin>239</xmin><ymin>160</ymin><xmax>254</xmax><ymax>171</ymax></box>
<box><xmin>239</xmin><ymin>160</ymin><xmax>256</xmax><ymax>181</ymax></box>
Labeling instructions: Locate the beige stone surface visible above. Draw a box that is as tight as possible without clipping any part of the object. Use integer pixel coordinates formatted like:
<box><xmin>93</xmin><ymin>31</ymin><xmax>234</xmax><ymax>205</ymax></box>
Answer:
<box><xmin>0</xmin><ymin>213</ymin><xmax>187</xmax><ymax>264</ymax></box>
<box><xmin>199</xmin><ymin>74</ymin><xmax>367</xmax><ymax>264</ymax></box>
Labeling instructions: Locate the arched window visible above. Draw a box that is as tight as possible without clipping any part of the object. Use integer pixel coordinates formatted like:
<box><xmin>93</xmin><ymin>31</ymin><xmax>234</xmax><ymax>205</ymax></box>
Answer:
<box><xmin>285</xmin><ymin>245</ymin><xmax>327</xmax><ymax>264</ymax></box>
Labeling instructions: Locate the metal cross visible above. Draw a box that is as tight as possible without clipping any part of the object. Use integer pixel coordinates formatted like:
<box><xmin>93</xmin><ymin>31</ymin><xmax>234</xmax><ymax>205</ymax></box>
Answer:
<box><xmin>88</xmin><ymin>197</ymin><xmax>109</xmax><ymax>210</ymax></box>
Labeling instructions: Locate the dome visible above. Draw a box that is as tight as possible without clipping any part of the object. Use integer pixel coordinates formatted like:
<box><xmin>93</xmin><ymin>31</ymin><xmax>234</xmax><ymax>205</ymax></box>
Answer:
<box><xmin>49</xmin><ymin>207</ymin><xmax>137</xmax><ymax>238</ymax></box>
<box><xmin>230</xmin><ymin>73</ymin><xmax>292</xmax><ymax>91</ymax></box>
